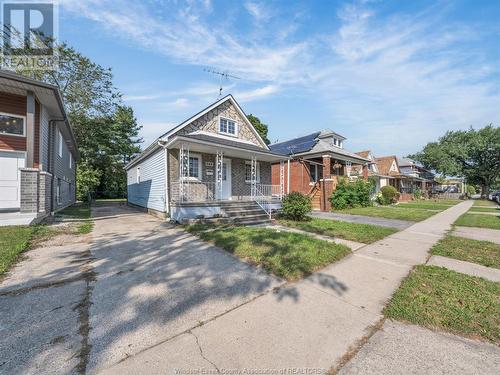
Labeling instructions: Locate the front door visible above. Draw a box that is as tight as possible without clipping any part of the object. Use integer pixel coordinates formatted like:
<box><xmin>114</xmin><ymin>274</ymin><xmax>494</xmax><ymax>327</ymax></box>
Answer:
<box><xmin>0</xmin><ymin>151</ymin><xmax>26</xmax><ymax>210</ymax></box>
<box><xmin>218</xmin><ymin>159</ymin><xmax>232</xmax><ymax>200</ymax></box>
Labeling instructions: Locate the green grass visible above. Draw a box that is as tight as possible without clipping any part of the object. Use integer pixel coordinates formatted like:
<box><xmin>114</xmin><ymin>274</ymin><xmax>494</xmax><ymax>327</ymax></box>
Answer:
<box><xmin>278</xmin><ymin>217</ymin><xmax>398</xmax><ymax>244</ymax></box>
<box><xmin>56</xmin><ymin>202</ymin><xmax>93</xmax><ymax>234</ymax></box>
<box><xmin>469</xmin><ymin>207</ymin><xmax>499</xmax><ymax>213</ymax></box>
<box><xmin>473</xmin><ymin>199</ymin><xmax>498</xmax><ymax>207</ymax></box>
<box><xmin>428</xmin><ymin>199</ymin><xmax>462</xmax><ymax>205</ymax></box>
<box><xmin>186</xmin><ymin>225</ymin><xmax>351</xmax><ymax>280</ymax></box>
<box><xmin>396</xmin><ymin>203</ymin><xmax>453</xmax><ymax>210</ymax></box>
<box><xmin>455</xmin><ymin>213</ymin><xmax>500</xmax><ymax>230</ymax></box>
<box><xmin>431</xmin><ymin>236</ymin><xmax>500</xmax><ymax>269</ymax></box>
<box><xmin>385</xmin><ymin>265</ymin><xmax>500</xmax><ymax>344</ymax></box>
<box><xmin>0</xmin><ymin>225</ymin><xmax>60</xmax><ymax>275</ymax></box>
<box><xmin>94</xmin><ymin>198</ymin><xmax>126</xmax><ymax>203</ymax></box>
<box><xmin>338</xmin><ymin>206</ymin><xmax>437</xmax><ymax>222</ymax></box>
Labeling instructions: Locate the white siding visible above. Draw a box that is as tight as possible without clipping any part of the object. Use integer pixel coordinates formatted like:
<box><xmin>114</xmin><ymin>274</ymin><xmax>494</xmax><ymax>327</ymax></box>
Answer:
<box><xmin>127</xmin><ymin>149</ymin><xmax>166</xmax><ymax>212</ymax></box>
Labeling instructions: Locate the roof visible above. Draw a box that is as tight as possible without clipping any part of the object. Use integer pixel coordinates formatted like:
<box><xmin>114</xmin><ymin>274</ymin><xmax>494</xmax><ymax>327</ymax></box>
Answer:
<box><xmin>375</xmin><ymin>155</ymin><xmax>399</xmax><ymax>176</ymax></box>
<box><xmin>180</xmin><ymin>133</ymin><xmax>283</xmax><ymax>155</ymax></box>
<box><xmin>355</xmin><ymin>150</ymin><xmax>371</xmax><ymax>159</ymax></box>
<box><xmin>126</xmin><ymin>95</ymin><xmax>272</xmax><ymax>169</ymax></box>
<box><xmin>0</xmin><ymin>69</ymin><xmax>79</xmax><ymax>160</ymax></box>
<box><xmin>269</xmin><ymin>132</ymin><xmax>321</xmax><ymax>155</ymax></box>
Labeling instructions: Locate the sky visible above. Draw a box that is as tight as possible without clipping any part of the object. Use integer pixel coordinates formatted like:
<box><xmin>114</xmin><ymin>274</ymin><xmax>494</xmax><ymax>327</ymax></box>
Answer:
<box><xmin>58</xmin><ymin>0</ymin><xmax>500</xmax><ymax>156</ymax></box>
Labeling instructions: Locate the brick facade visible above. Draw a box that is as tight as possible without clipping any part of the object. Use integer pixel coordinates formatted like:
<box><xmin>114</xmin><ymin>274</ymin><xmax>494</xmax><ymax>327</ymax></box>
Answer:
<box><xmin>20</xmin><ymin>168</ymin><xmax>39</xmax><ymax>213</ymax></box>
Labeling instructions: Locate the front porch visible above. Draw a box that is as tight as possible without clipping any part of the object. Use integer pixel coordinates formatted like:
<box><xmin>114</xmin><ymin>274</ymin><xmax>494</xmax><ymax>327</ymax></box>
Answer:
<box><xmin>165</xmin><ymin>134</ymin><xmax>287</xmax><ymax>223</ymax></box>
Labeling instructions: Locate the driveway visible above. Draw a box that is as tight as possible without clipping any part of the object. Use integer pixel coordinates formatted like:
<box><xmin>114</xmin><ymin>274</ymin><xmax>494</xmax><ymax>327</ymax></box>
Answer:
<box><xmin>0</xmin><ymin>203</ymin><xmax>282</xmax><ymax>374</ymax></box>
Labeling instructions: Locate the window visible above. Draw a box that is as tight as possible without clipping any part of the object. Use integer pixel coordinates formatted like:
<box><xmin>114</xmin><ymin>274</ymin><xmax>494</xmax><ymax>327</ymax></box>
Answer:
<box><xmin>338</xmin><ymin>140</ymin><xmax>343</xmax><ymax>148</ymax></box>
<box><xmin>219</xmin><ymin>117</ymin><xmax>237</xmax><ymax>136</ymax></box>
<box><xmin>0</xmin><ymin>113</ymin><xmax>25</xmax><ymax>136</ymax></box>
<box><xmin>333</xmin><ymin>138</ymin><xmax>337</xmax><ymax>146</ymax></box>
<box><xmin>188</xmin><ymin>156</ymin><xmax>201</xmax><ymax>178</ymax></box>
<box><xmin>245</xmin><ymin>161</ymin><xmax>260</xmax><ymax>182</ymax></box>
<box><xmin>56</xmin><ymin>178</ymin><xmax>61</xmax><ymax>204</ymax></box>
<box><xmin>58</xmin><ymin>130</ymin><xmax>63</xmax><ymax>157</ymax></box>
<box><xmin>136</xmin><ymin>167</ymin><xmax>141</xmax><ymax>184</ymax></box>
<box><xmin>309</xmin><ymin>163</ymin><xmax>323</xmax><ymax>182</ymax></box>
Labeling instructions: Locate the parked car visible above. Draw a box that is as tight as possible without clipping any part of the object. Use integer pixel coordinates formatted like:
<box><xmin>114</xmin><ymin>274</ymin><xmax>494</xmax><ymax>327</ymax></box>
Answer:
<box><xmin>489</xmin><ymin>191</ymin><xmax>500</xmax><ymax>201</ymax></box>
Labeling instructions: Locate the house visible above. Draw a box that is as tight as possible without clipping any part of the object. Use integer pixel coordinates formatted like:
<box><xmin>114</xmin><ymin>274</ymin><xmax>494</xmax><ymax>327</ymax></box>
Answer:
<box><xmin>351</xmin><ymin>150</ymin><xmax>393</xmax><ymax>192</ymax></box>
<box><xmin>125</xmin><ymin>94</ymin><xmax>286</xmax><ymax>224</ymax></box>
<box><xmin>0</xmin><ymin>70</ymin><xmax>79</xmax><ymax>226</ymax></box>
<box><xmin>370</xmin><ymin>155</ymin><xmax>434</xmax><ymax>200</ymax></box>
<box><xmin>269</xmin><ymin>130</ymin><xmax>370</xmax><ymax>211</ymax></box>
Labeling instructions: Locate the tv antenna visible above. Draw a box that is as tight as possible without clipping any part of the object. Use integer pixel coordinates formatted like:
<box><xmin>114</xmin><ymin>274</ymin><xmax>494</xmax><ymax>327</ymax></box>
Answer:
<box><xmin>204</xmin><ymin>68</ymin><xmax>241</xmax><ymax>97</ymax></box>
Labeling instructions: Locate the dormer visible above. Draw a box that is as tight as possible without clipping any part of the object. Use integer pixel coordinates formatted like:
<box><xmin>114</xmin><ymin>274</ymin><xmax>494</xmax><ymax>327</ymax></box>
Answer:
<box><xmin>318</xmin><ymin>129</ymin><xmax>346</xmax><ymax>149</ymax></box>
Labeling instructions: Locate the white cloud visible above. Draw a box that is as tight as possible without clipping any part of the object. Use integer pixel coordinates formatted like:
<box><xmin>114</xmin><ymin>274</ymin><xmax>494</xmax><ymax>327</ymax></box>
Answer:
<box><xmin>60</xmin><ymin>0</ymin><xmax>500</xmax><ymax>155</ymax></box>
<box><xmin>235</xmin><ymin>85</ymin><xmax>279</xmax><ymax>102</ymax></box>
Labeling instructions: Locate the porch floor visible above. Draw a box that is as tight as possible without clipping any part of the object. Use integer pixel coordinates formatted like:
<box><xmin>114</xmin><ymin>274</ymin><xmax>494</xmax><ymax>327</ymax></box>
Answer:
<box><xmin>0</xmin><ymin>212</ymin><xmax>38</xmax><ymax>227</ymax></box>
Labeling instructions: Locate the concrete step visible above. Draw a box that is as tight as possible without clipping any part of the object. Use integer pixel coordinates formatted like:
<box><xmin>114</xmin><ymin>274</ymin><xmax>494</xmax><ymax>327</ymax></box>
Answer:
<box><xmin>234</xmin><ymin>217</ymin><xmax>271</xmax><ymax>226</ymax></box>
<box><xmin>232</xmin><ymin>213</ymin><xmax>269</xmax><ymax>222</ymax></box>
<box><xmin>225</xmin><ymin>209</ymin><xmax>266</xmax><ymax>217</ymax></box>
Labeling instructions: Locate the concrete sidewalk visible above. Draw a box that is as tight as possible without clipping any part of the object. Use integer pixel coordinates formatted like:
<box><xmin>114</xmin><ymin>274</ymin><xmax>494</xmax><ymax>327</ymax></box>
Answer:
<box><xmin>310</xmin><ymin>211</ymin><xmax>412</xmax><ymax>230</ymax></box>
<box><xmin>99</xmin><ymin>201</ymin><xmax>474</xmax><ymax>374</ymax></box>
<box><xmin>428</xmin><ymin>255</ymin><xmax>500</xmax><ymax>282</ymax></box>
<box><xmin>453</xmin><ymin>226</ymin><xmax>500</xmax><ymax>244</ymax></box>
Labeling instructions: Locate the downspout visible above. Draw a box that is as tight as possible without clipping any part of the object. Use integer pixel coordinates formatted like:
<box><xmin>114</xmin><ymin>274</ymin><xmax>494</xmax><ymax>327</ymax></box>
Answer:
<box><xmin>287</xmin><ymin>158</ymin><xmax>290</xmax><ymax>194</ymax></box>
<box><xmin>48</xmin><ymin>119</ymin><xmax>63</xmax><ymax>214</ymax></box>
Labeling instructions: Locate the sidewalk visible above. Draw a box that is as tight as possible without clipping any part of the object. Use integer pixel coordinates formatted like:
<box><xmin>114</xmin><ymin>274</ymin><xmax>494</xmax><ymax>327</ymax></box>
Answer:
<box><xmin>99</xmin><ymin>201</ymin><xmax>473</xmax><ymax>374</ymax></box>
<box><xmin>453</xmin><ymin>226</ymin><xmax>500</xmax><ymax>244</ymax></box>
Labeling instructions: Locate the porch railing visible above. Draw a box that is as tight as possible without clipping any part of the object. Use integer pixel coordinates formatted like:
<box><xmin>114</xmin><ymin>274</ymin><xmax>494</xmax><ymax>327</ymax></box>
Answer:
<box><xmin>171</xmin><ymin>180</ymin><xmax>216</xmax><ymax>202</ymax></box>
<box><xmin>252</xmin><ymin>184</ymin><xmax>283</xmax><ymax>219</ymax></box>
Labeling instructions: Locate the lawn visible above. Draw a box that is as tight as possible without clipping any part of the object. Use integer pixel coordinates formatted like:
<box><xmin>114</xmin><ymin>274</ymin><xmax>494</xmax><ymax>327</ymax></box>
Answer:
<box><xmin>384</xmin><ymin>265</ymin><xmax>500</xmax><ymax>344</ymax></box>
<box><xmin>396</xmin><ymin>203</ymin><xmax>453</xmax><ymax>211</ymax></box>
<box><xmin>431</xmin><ymin>236</ymin><xmax>500</xmax><ymax>269</ymax></box>
<box><xmin>0</xmin><ymin>225</ymin><xmax>59</xmax><ymax>275</ymax></box>
<box><xmin>186</xmin><ymin>225</ymin><xmax>351</xmax><ymax>280</ymax></box>
<box><xmin>468</xmin><ymin>206</ymin><xmax>499</xmax><ymax>213</ymax></box>
<box><xmin>473</xmin><ymin>199</ymin><xmax>498</xmax><ymax>207</ymax></box>
<box><xmin>94</xmin><ymin>198</ymin><xmax>126</xmax><ymax>203</ymax></box>
<box><xmin>56</xmin><ymin>202</ymin><xmax>93</xmax><ymax>234</ymax></box>
<box><xmin>338</xmin><ymin>206</ymin><xmax>437</xmax><ymax>222</ymax></box>
<box><xmin>455</xmin><ymin>213</ymin><xmax>500</xmax><ymax>230</ymax></box>
<box><xmin>278</xmin><ymin>217</ymin><xmax>397</xmax><ymax>244</ymax></box>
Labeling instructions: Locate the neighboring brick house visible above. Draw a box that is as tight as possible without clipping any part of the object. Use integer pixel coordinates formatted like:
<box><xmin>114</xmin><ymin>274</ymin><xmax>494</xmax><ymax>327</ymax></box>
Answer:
<box><xmin>125</xmin><ymin>94</ymin><xmax>286</xmax><ymax>223</ymax></box>
<box><xmin>269</xmin><ymin>130</ymin><xmax>370</xmax><ymax>211</ymax></box>
<box><xmin>0</xmin><ymin>70</ymin><xmax>79</xmax><ymax>225</ymax></box>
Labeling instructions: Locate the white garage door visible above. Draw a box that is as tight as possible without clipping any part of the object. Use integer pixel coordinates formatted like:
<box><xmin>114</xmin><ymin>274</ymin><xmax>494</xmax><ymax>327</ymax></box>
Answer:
<box><xmin>0</xmin><ymin>151</ymin><xmax>26</xmax><ymax>210</ymax></box>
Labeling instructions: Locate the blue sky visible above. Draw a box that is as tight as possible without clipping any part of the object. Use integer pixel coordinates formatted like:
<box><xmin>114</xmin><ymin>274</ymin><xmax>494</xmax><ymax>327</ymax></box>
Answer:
<box><xmin>59</xmin><ymin>0</ymin><xmax>499</xmax><ymax>156</ymax></box>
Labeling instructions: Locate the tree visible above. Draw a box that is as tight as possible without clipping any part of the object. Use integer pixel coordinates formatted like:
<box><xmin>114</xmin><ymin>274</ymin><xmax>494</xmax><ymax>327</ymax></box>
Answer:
<box><xmin>16</xmin><ymin>44</ymin><xmax>142</xmax><ymax>199</ymax></box>
<box><xmin>247</xmin><ymin>114</ymin><xmax>270</xmax><ymax>145</ymax></box>
<box><xmin>409</xmin><ymin>125</ymin><xmax>500</xmax><ymax>197</ymax></box>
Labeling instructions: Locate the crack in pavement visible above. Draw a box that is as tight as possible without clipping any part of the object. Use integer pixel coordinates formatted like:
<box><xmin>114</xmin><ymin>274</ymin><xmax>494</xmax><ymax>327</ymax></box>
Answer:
<box><xmin>189</xmin><ymin>331</ymin><xmax>220</xmax><ymax>373</ymax></box>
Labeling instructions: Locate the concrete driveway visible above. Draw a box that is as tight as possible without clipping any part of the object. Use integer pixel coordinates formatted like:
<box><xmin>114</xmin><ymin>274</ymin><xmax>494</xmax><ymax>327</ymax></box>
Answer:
<box><xmin>0</xmin><ymin>203</ymin><xmax>282</xmax><ymax>375</ymax></box>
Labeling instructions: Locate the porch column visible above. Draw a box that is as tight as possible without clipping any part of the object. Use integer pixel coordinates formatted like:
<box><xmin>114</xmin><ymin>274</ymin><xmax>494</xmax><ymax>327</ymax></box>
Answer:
<box><xmin>322</xmin><ymin>155</ymin><xmax>331</xmax><ymax>179</ymax></box>
<box><xmin>251</xmin><ymin>155</ymin><xmax>257</xmax><ymax>199</ymax></box>
<box><xmin>179</xmin><ymin>144</ymin><xmax>190</xmax><ymax>201</ymax></box>
<box><xmin>279</xmin><ymin>160</ymin><xmax>285</xmax><ymax>199</ymax></box>
<box><xmin>216</xmin><ymin>150</ymin><xmax>224</xmax><ymax>200</ymax></box>
<box><xmin>26</xmin><ymin>91</ymin><xmax>35</xmax><ymax>168</ymax></box>
<box><xmin>362</xmin><ymin>163</ymin><xmax>369</xmax><ymax>180</ymax></box>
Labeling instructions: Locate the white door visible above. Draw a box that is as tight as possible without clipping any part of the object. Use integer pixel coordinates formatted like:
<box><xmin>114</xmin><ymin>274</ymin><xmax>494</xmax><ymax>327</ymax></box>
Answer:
<box><xmin>218</xmin><ymin>159</ymin><xmax>232</xmax><ymax>200</ymax></box>
<box><xmin>0</xmin><ymin>151</ymin><xmax>25</xmax><ymax>210</ymax></box>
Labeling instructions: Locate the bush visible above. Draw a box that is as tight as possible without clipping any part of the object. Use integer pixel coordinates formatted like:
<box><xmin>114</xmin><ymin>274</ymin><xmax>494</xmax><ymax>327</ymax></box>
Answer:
<box><xmin>413</xmin><ymin>187</ymin><xmax>422</xmax><ymax>200</ymax></box>
<box><xmin>380</xmin><ymin>185</ymin><xmax>400</xmax><ymax>205</ymax></box>
<box><xmin>281</xmin><ymin>192</ymin><xmax>312</xmax><ymax>221</ymax></box>
<box><xmin>330</xmin><ymin>178</ymin><xmax>373</xmax><ymax>210</ymax></box>
<box><xmin>466</xmin><ymin>185</ymin><xmax>476</xmax><ymax>197</ymax></box>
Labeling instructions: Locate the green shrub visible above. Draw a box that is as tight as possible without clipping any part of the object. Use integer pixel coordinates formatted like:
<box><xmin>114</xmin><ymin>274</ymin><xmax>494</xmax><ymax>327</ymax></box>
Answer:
<box><xmin>380</xmin><ymin>185</ymin><xmax>400</xmax><ymax>205</ymax></box>
<box><xmin>466</xmin><ymin>185</ymin><xmax>476</xmax><ymax>197</ymax></box>
<box><xmin>413</xmin><ymin>187</ymin><xmax>422</xmax><ymax>200</ymax></box>
<box><xmin>281</xmin><ymin>192</ymin><xmax>312</xmax><ymax>221</ymax></box>
<box><xmin>330</xmin><ymin>178</ymin><xmax>373</xmax><ymax>210</ymax></box>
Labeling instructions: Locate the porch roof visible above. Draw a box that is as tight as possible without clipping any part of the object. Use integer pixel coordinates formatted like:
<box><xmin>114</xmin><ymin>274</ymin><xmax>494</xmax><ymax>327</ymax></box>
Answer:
<box><xmin>165</xmin><ymin>134</ymin><xmax>287</xmax><ymax>162</ymax></box>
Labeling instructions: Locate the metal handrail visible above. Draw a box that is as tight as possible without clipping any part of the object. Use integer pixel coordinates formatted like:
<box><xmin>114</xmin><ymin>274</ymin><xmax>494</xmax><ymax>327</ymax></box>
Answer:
<box><xmin>252</xmin><ymin>184</ymin><xmax>282</xmax><ymax>219</ymax></box>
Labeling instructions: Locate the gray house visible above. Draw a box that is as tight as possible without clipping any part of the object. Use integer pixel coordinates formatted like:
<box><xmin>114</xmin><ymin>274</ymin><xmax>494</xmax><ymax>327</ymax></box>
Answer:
<box><xmin>125</xmin><ymin>95</ymin><xmax>286</xmax><ymax>224</ymax></box>
<box><xmin>0</xmin><ymin>70</ymin><xmax>79</xmax><ymax>226</ymax></box>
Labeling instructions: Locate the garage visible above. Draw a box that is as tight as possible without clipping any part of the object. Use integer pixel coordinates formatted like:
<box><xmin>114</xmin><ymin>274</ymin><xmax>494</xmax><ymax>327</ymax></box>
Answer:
<box><xmin>0</xmin><ymin>151</ymin><xmax>26</xmax><ymax>211</ymax></box>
